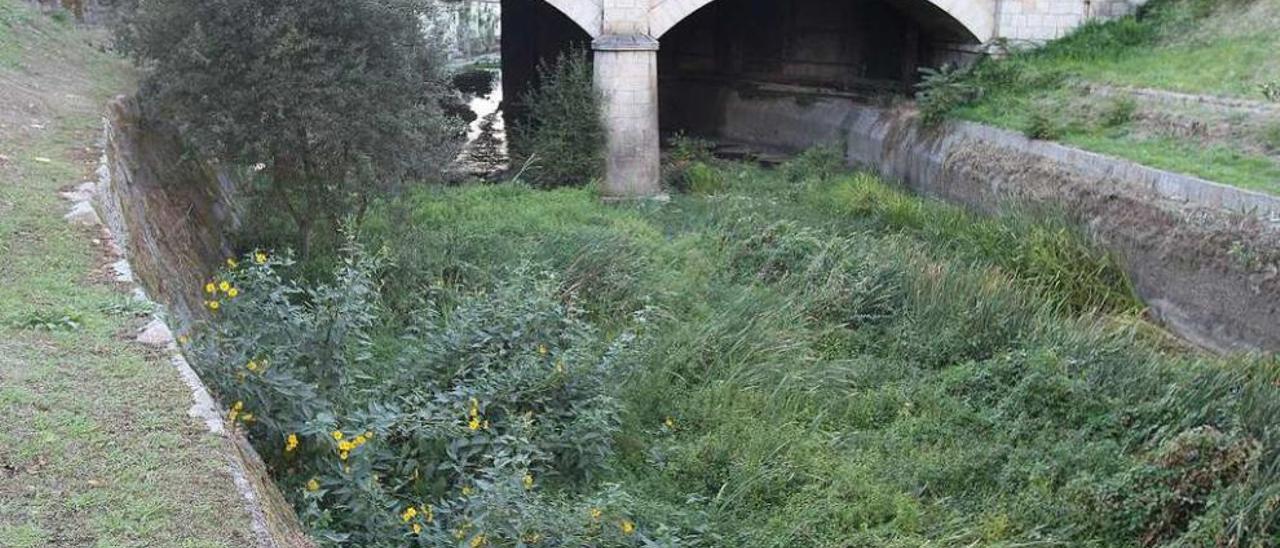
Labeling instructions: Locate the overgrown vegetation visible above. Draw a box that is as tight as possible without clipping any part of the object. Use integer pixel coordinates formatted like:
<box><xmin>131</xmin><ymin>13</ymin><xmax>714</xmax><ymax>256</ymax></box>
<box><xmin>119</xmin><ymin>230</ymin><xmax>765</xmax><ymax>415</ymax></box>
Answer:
<box><xmin>115</xmin><ymin>0</ymin><xmax>466</xmax><ymax>257</ymax></box>
<box><xmin>916</xmin><ymin>0</ymin><xmax>1280</xmax><ymax>194</ymax></box>
<box><xmin>509</xmin><ymin>49</ymin><xmax>605</xmax><ymax>189</ymax></box>
<box><xmin>191</xmin><ymin>152</ymin><xmax>1278</xmax><ymax>546</ymax></box>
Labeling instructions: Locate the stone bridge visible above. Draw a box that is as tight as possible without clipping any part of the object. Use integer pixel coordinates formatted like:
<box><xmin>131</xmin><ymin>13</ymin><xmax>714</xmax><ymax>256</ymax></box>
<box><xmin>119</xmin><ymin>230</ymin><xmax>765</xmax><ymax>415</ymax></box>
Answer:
<box><xmin>501</xmin><ymin>0</ymin><xmax>1143</xmax><ymax>197</ymax></box>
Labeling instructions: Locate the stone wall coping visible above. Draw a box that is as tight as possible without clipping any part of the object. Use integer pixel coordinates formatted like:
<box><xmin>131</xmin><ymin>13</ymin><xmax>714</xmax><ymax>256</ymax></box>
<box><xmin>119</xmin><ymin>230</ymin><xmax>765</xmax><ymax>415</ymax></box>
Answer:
<box><xmin>593</xmin><ymin>34</ymin><xmax>660</xmax><ymax>51</ymax></box>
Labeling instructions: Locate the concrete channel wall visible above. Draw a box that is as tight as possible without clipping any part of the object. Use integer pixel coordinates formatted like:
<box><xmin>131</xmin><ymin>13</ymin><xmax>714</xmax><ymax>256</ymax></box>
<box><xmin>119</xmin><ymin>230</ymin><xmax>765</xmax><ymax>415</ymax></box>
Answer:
<box><xmin>94</xmin><ymin>96</ymin><xmax>312</xmax><ymax>547</ymax></box>
<box><xmin>710</xmin><ymin>87</ymin><xmax>1280</xmax><ymax>354</ymax></box>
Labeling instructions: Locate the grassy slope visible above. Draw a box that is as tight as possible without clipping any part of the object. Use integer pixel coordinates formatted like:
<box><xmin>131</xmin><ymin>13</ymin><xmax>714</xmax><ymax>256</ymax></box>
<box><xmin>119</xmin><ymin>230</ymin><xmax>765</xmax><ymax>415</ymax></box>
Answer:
<box><xmin>0</xmin><ymin>3</ymin><xmax>256</xmax><ymax>546</ymax></box>
<box><xmin>359</xmin><ymin>157</ymin><xmax>1279</xmax><ymax>546</ymax></box>
<box><xmin>952</xmin><ymin>0</ymin><xmax>1280</xmax><ymax>194</ymax></box>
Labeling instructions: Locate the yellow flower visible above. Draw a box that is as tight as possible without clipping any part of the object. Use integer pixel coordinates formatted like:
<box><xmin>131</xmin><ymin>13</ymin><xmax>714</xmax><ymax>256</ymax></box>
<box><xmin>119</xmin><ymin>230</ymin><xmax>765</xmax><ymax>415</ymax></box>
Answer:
<box><xmin>555</xmin><ymin>359</ymin><xmax>566</xmax><ymax>374</ymax></box>
<box><xmin>664</xmin><ymin>416</ymin><xmax>676</xmax><ymax>429</ymax></box>
<box><xmin>470</xmin><ymin>534</ymin><xmax>486</xmax><ymax>548</ymax></box>
<box><xmin>227</xmin><ymin>287</ymin><xmax>239</xmax><ymax>298</ymax></box>
<box><xmin>227</xmin><ymin>409</ymin><xmax>239</xmax><ymax>423</ymax></box>
<box><xmin>468</xmin><ymin>417</ymin><xmax>481</xmax><ymax>431</ymax></box>
<box><xmin>306</xmin><ymin>478</ymin><xmax>320</xmax><ymax>491</ymax></box>
<box><xmin>218</xmin><ymin>281</ymin><xmax>231</xmax><ymax>292</ymax></box>
<box><xmin>364</xmin><ymin>431</ymin><xmax>373</xmax><ymax>439</ymax></box>
<box><xmin>338</xmin><ymin>440</ymin><xmax>353</xmax><ymax>452</ymax></box>
<box><xmin>523</xmin><ymin>473</ymin><xmax>534</xmax><ymax>490</ymax></box>
<box><xmin>422</xmin><ymin>504</ymin><xmax>433</xmax><ymax>523</ymax></box>
<box><xmin>177</xmin><ymin>335</ymin><xmax>190</xmax><ymax>345</ymax></box>
<box><xmin>233</xmin><ymin>401</ymin><xmax>244</xmax><ymax>411</ymax></box>
<box><xmin>242</xmin><ymin>413</ymin><xmax>254</xmax><ymax>422</ymax></box>
<box><xmin>204</xmin><ymin>282</ymin><xmax>216</xmax><ymax>294</ymax></box>
<box><xmin>461</xmin><ymin>485</ymin><xmax>473</xmax><ymax>496</ymax></box>
<box><xmin>226</xmin><ymin>257</ymin><xmax>238</xmax><ymax>269</ymax></box>
<box><xmin>537</xmin><ymin>344</ymin><xmax>548</xmax><ymax>356</ymax></box>
<box><xmin>332</xmin><ymin>430</ymin><xmax>344</xmax><ymax>440</ymax></box>
<box><xmin>285</xmin><ymin>433</ymin><xmax>298</xmax><ymax>452</ymax></box>
<box><xmin>589</xmin><ymin>508</ymin><xmax>602</xmax><ymax>521</ymax></box>
<box><xmin>454</xmin><ymin>529</ymin><xmax>466</xmax><ymax>540</ymax></box>
<box><xmin>412</xmin><ymin>523</ymin><xmax>422</xmax><ymax>535</ymax></box>
<box><xmin>339</xmin><ymin>450</ymin><xmax>349</xmax><ymax>460</ymax></box>
<box><xmin>207</xmin><ymin>300</ymin><xmax>220</xmax><ymax>311</ymax></box>
<box><xmin>246</xmin><ymin>360</ymin><xmax>258</xmax><ymax>372</ymax></box>
<box><xmin>620</xmin><ymin>519</ymin><xmax>636</xmax><ymax>535</ymax></box>
<box><xmin>401</xmin><ymin>506</ymin><xmax>418</xmax><ymax>522</ymax></box>
<box><xmin>255</xmin><ymin>251</ymin><xmax>268</xmax><ymax>264</ymax></box>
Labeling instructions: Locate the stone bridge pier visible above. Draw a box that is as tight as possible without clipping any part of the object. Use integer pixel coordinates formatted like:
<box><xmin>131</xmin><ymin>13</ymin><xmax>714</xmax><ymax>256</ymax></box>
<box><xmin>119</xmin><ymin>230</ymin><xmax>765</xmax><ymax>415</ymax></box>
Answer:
<box><xmin>502</xmin><ymin>0</ymin><xmax>1146</xmax><ymax>199</ymax></box>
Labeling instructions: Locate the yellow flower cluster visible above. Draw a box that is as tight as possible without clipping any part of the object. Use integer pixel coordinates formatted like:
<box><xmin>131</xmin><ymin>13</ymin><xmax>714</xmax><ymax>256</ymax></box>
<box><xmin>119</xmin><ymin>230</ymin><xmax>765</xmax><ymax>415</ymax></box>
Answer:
<box><xmin>466</xmin><ymin>398</ymin><xmax>490</xmax><ymax>432</ymax></box>
<box><xmin>306</xmin><ymin>478</ymin><xmax>320</xmax><ymax>491</ymax></box>
<box><xmin>203</xmin><ymin>277</ymin><xmax>240</xmax><ymax>310</ymax></box>
<box><xmin>400</xmin><ymin>503</ymin><xmax>434</xmax><ymax>534</ymax></box>
<box><xmin>284</xmin><ymin>433</ymin><xmax>299</xmax><ymax>452</ymax></box>
<box><xmin>226</xmin><ymin>400</ymin><xmax>254</xmax><ymax>425</ymax></box>
<box><xmin>255</xmin><ymin>251</ymin><xmax>269</xmax><ymax>265</ymax></box>
<box><xmin>523</xmin><ymin>473</ymin><xmax>534</xmax><ymax>490</ymax></box>
<box><xmin>245</xmin><ymin>358</ymin><xmax>268</xmax><ymax>373</ymax></box>
<box><xmin>332</xmin><ymin>429</ymin><xmax>372</xmax><ymax>460</ymax></box>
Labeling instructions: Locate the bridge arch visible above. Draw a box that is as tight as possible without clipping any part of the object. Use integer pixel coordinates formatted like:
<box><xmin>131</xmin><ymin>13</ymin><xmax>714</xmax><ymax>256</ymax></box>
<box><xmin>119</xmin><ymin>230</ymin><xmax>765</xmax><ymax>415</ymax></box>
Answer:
<box><xmin>648</xmin><ymin>0</ymin><xmax>994</xmax><ymax>42</ymax></box>
<box><xmin>543</xmin><ymin>0</ymin><xmax>603</xmax><ymax>37</ymax></box>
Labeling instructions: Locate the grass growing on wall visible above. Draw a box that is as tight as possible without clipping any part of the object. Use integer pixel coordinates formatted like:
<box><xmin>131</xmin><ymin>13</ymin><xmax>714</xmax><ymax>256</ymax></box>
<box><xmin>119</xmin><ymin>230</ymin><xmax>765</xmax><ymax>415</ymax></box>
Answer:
<box><xmin>196</xmin><ymin>150</ymin><xmax>1279</xmax><ymax>546</ymax></box>
<box><xmin>924</xmin><ymin>0</ymin><xmax>1280</xmax><ymax>194</ymax></box>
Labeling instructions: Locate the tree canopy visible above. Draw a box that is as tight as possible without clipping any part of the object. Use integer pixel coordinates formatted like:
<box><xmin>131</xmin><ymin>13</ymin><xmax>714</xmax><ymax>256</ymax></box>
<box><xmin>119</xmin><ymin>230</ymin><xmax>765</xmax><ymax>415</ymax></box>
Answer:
<box><xmin>118</xmin><ymin>0</ymin><xmax>464</xmax><ymax>255</ymax></box>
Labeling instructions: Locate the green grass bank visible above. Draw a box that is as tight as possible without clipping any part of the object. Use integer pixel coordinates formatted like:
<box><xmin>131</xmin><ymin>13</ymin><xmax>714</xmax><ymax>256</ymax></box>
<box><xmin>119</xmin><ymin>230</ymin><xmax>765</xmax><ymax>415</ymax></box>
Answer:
<box><xmin>0</xmin><ymin>2</ymin><xmax>258</xmax><ymax>545</ymax></box>
<box><xmin>924</xmin><ymin>0</ymin><xmax>1280</xmax><ymax>194</ymax></box>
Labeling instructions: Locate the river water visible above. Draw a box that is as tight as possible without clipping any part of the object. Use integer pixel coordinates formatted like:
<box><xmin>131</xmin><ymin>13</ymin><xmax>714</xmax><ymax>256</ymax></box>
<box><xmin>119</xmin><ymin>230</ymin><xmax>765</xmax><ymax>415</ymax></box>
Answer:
<box><xmin>456</xmin><ymin>71</ymin><xmax>508</xmax><ymax>177</ymax></box>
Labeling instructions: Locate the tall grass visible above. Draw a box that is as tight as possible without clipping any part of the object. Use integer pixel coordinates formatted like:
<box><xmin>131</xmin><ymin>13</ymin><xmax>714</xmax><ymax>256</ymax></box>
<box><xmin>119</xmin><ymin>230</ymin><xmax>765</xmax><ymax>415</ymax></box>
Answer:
<box><xmin>351</xmin><ymin>155</ymin><xmax>1279</xmax><ymax>545</ymax></box>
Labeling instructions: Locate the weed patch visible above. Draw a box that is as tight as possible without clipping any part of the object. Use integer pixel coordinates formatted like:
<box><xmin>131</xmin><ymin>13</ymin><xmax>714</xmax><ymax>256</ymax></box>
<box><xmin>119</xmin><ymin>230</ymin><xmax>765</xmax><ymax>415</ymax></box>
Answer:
<box><xmin>195</xmin><ymin>156</ymin><xmax>1278</xmax><ymax>546</ymax></box>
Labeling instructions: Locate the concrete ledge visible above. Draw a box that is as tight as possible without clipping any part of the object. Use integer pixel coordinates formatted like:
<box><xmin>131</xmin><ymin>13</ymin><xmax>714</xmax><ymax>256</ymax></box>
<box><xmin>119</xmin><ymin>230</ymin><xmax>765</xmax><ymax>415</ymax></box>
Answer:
<box><xmin>593</xmin><ymin>34</ymin><xmax>660</xmax><ymax>51</ymax></box>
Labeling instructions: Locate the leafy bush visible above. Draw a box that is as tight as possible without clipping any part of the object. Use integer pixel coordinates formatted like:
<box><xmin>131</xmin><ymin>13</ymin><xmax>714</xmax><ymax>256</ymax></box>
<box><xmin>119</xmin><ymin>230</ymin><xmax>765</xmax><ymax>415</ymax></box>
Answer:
<box><xmin>510</xmin><ymin>49</ymin><xmax>605</xmax><ymax>189</ymax></box>
<box><xmin>189</xmin><ymin>244</ymin><xmax>666</xmax><ymax>546</ymax></box>
<box><xmin>1100</xmin><ymin>96</ymin><xmax>1138</xmax><ymax>128</ymax></box>
<box><xmin>663</xmin><ymin>133</ymin><xmax>717</xmax><ymax>193</ymax></box>
<box><xmin>1262</xmin><ymin>81</ymin><xmax>1280</xmax><ymax>103</ymax></box>
<box><xmin>116</xmin><ymin>0</ymin><xmax>464</xmax><ymax>257</ymax></box>
<box><xmin>452</xmin><ymin>68</ymin><xmax>497</xmax><ymax>97</ymax></box>
<box><xmin>914</xmin><ymin>64</ymin><xmax>980</xmax><ymax>125</ymax></box>
<box><xmin>1024</xmin><ymin>109</ymin><xmax>1064</xmax><ymax>140</ymax></box>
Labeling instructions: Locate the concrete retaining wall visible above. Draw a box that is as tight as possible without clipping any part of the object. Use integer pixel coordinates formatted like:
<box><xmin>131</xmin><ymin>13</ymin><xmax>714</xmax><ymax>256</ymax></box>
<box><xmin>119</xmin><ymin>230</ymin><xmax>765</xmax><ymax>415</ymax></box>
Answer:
<box><xmin>702</xmin><ymin>87</ymin><xmax>1280</xmax><ymax>354</ymax></box>
<box><xmin>95</xmin><ymin>96</ymin><xmax>313</xmax><ymax>547</ymax></box>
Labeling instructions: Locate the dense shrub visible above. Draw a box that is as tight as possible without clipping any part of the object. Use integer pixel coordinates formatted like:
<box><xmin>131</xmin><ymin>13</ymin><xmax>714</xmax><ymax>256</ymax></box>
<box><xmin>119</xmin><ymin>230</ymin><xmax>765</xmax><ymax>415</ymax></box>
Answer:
<box><xmin>116</xmin><ymin>0</ymin><xmax>465</xmax><ymax>257</ymax></box>
<box><xmin>914</xmin><ymin>64</ymin><xmax>980</xmax><ymax>125</ymax></box>
<box><xmin>189</xmin><ymin>245</ymin><xmax>666</xmax><ymax>546</ymax></box>
<box><xmin>509</xmin><ymin>50</ymin><xmax>605</xmax><ymax>189</ymax></box>
<box><xmin>452</xmin><ymin>68</ymin><xmax>497</xmax><ymax>97</ymax></box>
